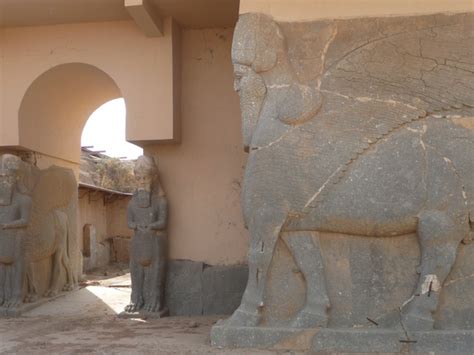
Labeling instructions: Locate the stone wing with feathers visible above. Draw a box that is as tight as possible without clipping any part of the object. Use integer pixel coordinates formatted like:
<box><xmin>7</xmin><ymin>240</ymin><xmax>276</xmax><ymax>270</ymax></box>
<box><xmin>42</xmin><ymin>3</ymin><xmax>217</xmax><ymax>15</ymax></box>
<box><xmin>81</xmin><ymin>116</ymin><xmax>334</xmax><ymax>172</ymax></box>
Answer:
<box><xmin>276</xmin><ymin>13</ymin><xmax>474</xmax><ymax>219</ymax></box>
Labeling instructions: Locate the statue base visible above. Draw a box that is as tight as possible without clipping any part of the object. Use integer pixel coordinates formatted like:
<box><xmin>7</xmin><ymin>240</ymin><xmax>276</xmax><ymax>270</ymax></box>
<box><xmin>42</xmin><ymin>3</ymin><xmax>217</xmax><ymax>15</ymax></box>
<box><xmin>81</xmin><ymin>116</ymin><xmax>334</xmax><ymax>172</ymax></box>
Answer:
<box><xmin>118</xmin><ymin>307</ymin><xmax>169</xmax><ymax>320</ymax></box>
<box><xmin>210</xmin><ymin>322</ymin><xmax>318</xmax><ymax>350</ymax></box>
<box><xmin>211</xmin><ymin>323</ymin><xmax>474</xmax><ymax>352</ymax></box>
<box><xmin>0</xmin><ymin>292</ymin><xmax>71</xmax><ymax>318</ymax></box>
<box><xmin>313</xmin><ymin>328</ymin><xmax>474</xmax><ymax>353</ymax></box>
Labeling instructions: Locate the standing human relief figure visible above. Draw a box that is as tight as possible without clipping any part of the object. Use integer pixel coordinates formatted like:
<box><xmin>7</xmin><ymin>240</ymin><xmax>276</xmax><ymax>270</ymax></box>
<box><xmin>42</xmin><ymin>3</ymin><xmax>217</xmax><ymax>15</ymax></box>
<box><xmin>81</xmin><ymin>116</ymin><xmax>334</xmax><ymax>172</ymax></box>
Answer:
<box><xmin>122</xmin><ymin>155</ymin><xmax>168</xmax><ymax>318</ymax></box>
<box><xmin>0</xmin><ymin>154</ymin><xmax>31</xmax><ymax>314</ymax></box>
<box><xmin>212</xmin><ymin>12</ymin><xmax>474</xmax><ymax>352</ymax></box>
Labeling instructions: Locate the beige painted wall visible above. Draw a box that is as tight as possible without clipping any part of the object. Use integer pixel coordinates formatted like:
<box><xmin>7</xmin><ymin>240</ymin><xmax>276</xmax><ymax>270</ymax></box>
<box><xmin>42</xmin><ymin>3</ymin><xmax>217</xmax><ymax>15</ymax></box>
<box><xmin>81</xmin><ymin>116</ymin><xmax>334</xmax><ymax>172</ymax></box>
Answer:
<box><xmin>0</xmin><ymin>18</ymin><xmax>179</xmax><ymax>162</ymax></box>
<box><xmin>79</xmin><ymin>191</ymin><xmax>131</xmax><ymax>249</ymax></box>
<box><xmin>107</xmin><ymin>197</ymin><xmax>133</xmax><ymax>238</ymax></box>
<box><xmin>148</xmin><ymin>27</ymin><xmax>249</xmax><ymax>265</ymax></box>
<box><xmin>240</xmin><ymin>0</ymin><xmax>474</xmax><ymax>21</ymax></box>
<box><xmin>78</xmin><ymin>193</ymin><xmax>108</xmax><ymax>250</ymax></box>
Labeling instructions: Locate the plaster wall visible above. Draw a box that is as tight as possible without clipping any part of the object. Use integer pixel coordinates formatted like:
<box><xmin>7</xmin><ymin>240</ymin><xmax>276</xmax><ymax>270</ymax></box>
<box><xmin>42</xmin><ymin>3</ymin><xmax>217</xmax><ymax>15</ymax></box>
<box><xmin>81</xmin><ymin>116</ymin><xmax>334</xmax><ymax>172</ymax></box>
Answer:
<box><xmin>78</xmin><ymin>193</ymin><xmax>132</xmax><ymax>246</ymax></box>
<box><xmin>240</xmin><ymin>0</ymin><xmax>474</xmax><ymax>21</ymax></box>
<box><xmin>0</xmin><ymin>19</ymin><xmax>179</xmax><ymax>162</ymax></box>
<box><xmin>106</xmin><ymin>197</ymin><xmax>133</xmax><ymax>238</ymax></box>
<box><xmin>148</xmin><ymin>27</ymin><xmax>249</xmax><ymax>265</ymax></box>
<box><xmin>78</xmin><ymin>193</ymin><xmax>108</xmax><ymax>249</ymax></box>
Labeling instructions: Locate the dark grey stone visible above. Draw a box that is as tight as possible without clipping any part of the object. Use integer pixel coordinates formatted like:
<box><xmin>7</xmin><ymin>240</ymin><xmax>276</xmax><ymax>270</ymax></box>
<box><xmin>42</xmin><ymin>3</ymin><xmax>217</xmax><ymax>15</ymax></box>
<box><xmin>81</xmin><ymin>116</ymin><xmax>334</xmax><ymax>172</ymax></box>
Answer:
<box><xmin>164</xmin><ymin>261</ymin><xmax>247</xmax><ymax>316</ymax></box>
<box><xmin>211</xmin><ymin>323</ymin><xmax>317</xmax><ymax>350</ymax></box>
<box><xmin>312</xmin><ymin>328</ymin><xmax>474</xmax><ymax>353</ymax></box>
<box><xmin>212</xmin><ymin>11</ymin><xmax>474</xmax><ymax>352</ymax></box>
<box><xmin>0</xmin><ymin>154</ymin><xmax>79</xmax><ymax>316</ymax></box>
<box><xmin>165</xmin><ymin>260</ymin><xmax>204</xmax><ymax>316</ymax></box>
<box><xmin>124</xmin><ymin>156</ymin><xmax>168</xmax><ymax>315</ymax></box>
<box><xmin>202</xmin><ymin>264</ymin><xmax>248</xmax><ymax>315</ymax></box>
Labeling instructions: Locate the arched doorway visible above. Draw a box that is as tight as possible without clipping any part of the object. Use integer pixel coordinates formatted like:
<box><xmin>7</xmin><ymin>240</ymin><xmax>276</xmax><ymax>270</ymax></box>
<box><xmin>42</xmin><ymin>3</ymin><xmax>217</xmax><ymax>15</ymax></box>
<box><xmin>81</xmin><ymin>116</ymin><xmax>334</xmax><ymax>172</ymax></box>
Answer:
<box><xmin>18</xmin><ymin>63</ymin><xmax>123</xmax><ymax>169</ymax></box>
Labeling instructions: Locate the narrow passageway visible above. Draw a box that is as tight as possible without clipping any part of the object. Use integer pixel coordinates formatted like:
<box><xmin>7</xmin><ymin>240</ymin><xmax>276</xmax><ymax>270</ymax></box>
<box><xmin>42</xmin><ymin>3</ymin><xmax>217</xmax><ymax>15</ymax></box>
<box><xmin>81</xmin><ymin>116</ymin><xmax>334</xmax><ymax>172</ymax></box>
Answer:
<box><xmin>0</xmin><ymin>271</ymin><xmax>282</xmax><ymax>354</ymax></box>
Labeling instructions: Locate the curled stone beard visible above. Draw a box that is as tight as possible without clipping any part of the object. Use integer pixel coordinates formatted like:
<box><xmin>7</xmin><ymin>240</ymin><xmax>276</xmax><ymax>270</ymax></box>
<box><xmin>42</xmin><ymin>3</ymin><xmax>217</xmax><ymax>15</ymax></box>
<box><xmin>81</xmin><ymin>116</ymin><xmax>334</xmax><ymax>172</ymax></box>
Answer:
<box><xmin>0</xmin><ymin>180</ymin><xmax>14</xmax><ymax>206</ymax></box>
<box><xmin>136</xmin><ymin>189</ymin><xmax>151</xmax><ymax>208</ymax></box>
<box><xmin>239</xmin><ymin>71</ymin><xmax>267</xmax><ymax>150</ymax></box>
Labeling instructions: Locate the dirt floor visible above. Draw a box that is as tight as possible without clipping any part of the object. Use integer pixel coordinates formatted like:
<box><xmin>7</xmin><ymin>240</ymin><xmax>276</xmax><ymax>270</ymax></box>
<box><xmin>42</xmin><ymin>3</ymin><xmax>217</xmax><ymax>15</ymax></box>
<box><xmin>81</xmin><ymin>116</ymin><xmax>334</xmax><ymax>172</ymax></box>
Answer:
<box><xmin>0</xmin><ymin>268</ymin><xmax>298</xmax><ymax>354</ymax></box>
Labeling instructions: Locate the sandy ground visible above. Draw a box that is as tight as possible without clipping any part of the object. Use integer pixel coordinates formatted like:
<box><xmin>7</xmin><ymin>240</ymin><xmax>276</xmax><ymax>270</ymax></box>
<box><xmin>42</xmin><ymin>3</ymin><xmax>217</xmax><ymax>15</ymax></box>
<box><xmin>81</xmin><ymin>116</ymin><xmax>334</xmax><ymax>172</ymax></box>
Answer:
<box><xmin>0</xmin><ymin>272</ymin><xmax>297</xmax><ymax>355</ymax></box>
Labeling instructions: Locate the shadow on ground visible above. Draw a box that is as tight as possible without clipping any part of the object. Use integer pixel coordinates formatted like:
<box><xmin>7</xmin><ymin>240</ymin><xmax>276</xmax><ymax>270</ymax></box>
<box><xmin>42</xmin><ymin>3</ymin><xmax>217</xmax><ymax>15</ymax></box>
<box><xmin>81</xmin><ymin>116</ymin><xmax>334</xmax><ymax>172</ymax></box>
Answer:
<box><xmin>0</xmin><ymin>273</ymin><xmax>285</xmax><ymax>354</ymax></box>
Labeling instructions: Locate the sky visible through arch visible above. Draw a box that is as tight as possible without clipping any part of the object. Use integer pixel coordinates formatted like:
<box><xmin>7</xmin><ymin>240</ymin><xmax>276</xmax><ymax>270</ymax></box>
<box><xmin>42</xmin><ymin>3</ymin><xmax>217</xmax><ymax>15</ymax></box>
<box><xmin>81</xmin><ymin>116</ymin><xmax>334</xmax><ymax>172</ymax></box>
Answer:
<box><xmin>81</xmin><ymin>98</ymin><xmax>143</xmax><ymax>160</ymax></box>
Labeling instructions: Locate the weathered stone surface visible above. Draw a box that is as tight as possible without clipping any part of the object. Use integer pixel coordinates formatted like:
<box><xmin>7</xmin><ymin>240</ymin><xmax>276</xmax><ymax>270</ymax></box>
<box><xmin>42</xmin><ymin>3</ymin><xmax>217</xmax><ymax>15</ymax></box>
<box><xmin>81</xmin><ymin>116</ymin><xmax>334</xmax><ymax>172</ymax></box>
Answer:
<box><xmin>0</xmin><ymin>153</ymin><xmax>80</xmax><ymax>316</ymax></box>
<box><xmin>165</xmin><ymin>260</ymin><xmax>248</xmax><ymax>316</ymax></box>
<box><xmin>202</xmin><ymin>264</ymin><xmax>248</xmax><ymax>315</ymax></box>
<box><xmin>123</xmin><ymin>156</ymin><xmax>168</xmax><ymax>315</ymax></box>
<box><xmin>212</xmin><ymin>11</ymin><xmax>474</xmax><ymax>351</ymax></box>
<box><xmin>312</xmin><ymin>328</ymin><xmax>474</xmax><ymax>353</ymax></box>
<box><xmin>166</xmin><ymin>260</ymin><xmax>204</xmax><ymax>316</ymax></box>
<box><xmin>211</xmin><ymin>323</ymin><xmax>317</xmax><ymax>350</ymax></box>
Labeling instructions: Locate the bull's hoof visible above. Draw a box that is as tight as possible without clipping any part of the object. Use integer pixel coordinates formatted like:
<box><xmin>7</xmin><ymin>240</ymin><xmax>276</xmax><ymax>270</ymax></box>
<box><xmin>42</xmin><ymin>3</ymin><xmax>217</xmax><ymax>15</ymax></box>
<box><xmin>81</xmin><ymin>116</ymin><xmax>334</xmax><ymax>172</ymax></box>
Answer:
<box><xmin>44</xmin><ymin>290</ymin><xmax>58</xmax><ymax>298</ymax></box>
<box><xmin>290</xmin><ymin>307</ymin><xmax>328</xmax><ymax>328</ymax></box>
<box><xmin>222</xmin><ymin>307</ymin><xmax>261</xmax><ymax>327</ymax></box>
<box><xmin>63</xmin><ymin>283</ymin><xmax>75</xmax><ymax>292</ymax></box>
<box><xmin>24</xmin><ymin>294</ymin><xmax>38</xmax><ymax>303</ymax></box>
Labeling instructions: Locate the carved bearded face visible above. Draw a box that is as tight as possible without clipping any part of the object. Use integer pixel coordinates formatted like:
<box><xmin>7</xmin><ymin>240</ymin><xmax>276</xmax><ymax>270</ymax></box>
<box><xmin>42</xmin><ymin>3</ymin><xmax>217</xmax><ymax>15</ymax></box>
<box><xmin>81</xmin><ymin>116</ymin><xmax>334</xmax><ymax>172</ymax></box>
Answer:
<box><xmin>134</xmin><ymin>155</ymin><xmax>158</xmax><ymax>208</ymax></box>
<box><xmin>232</xmin><ymin>14</ymin><xmax>282</xmax><ymax>151</ymax></box>
<box><xmin>233</xmin><ymin>64</ymin><xmax>267</xmax><ymax>151</ymax></box>
<box><xmin>0</xmin><ymin>173</ymin><xmax>15</xmax><ymax>206</ymax></box>
<box><xmin>0</xmin><ymin>155</ymin><xmax>20</xmax><ymax>206</ymax></box>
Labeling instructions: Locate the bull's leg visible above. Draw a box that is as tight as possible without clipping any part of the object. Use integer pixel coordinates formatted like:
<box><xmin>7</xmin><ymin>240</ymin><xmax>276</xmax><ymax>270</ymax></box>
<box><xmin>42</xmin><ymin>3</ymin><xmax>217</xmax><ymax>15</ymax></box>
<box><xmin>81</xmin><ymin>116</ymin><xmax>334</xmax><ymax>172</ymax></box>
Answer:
<box><xmin>45</xmin><ymin>250</ymin><xmax>64</xmax><ymax>297</ymax></box>
<box><xmin>224</xmin><ymin>209</ymin><xmax>284</xmax><ymax>327</ymax></box>
<box><xmin>125</xmin><ymin>259</ymin><xmax>144</xmax><ymax>312</ymax></box>
<box><xmin>401</xmin><ymin>210</ymin><xmax>466</xmax><ymax>330</ymax></box>
<box><xmin>24</xmin><ymin>262</ymin><xmax>39</xmax><ymax>303</ymax></box>
<box><xmin>282</xmin><ymin>231</ymin><xmax>329</xmax><ymax>328</ymax></box>
<box><xmin>60</xmin><ymin>249</ymin><xmax>75</xmax><ymax>291</ymax></box>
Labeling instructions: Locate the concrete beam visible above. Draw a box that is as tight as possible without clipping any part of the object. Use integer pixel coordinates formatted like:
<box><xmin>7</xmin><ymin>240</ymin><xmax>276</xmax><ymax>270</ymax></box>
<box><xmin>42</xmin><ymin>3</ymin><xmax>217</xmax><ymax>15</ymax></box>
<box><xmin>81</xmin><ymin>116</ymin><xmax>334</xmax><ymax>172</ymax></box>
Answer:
<box><xmin>125</xmin><ymin>0</ymin><xmax>163</xmax><ymax>37</ymax></box>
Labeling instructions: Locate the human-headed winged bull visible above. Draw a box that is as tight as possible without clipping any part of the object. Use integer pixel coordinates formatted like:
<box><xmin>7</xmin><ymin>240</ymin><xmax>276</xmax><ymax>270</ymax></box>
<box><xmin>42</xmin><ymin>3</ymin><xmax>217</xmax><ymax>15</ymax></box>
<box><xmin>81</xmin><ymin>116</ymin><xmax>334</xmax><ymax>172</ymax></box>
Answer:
<box><xmin>225</xmin><ymin>13</ymin><xmax>474</xmax><ymax>330</ymax></box>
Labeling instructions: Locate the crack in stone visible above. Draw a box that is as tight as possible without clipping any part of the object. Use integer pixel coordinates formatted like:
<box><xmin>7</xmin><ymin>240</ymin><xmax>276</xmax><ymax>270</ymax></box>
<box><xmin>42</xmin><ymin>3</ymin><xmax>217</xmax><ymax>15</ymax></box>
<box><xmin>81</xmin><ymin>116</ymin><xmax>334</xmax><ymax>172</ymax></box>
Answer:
<box><xmin>252</xmin><ymin>126</ymin><xmax>296</xmax><ymax>152</ymax></box>
<box><xmin>304</xmin><ymin>166</ymin><xmax>343</xmax><ymax>208</ymax></box>
<box><xmin>318</xmin><ymin>23</ymin><xmax>338</xmax><ymax>89</ymax></box>
<box><xmin>444</xmin><ymin>273</ymin><xmax>474</xmax><ymax>287</ymax></box>
<box><xmin>423</xmin><ymin>138</ymin><xmax>469</xmax><ymax>207</ymax></box>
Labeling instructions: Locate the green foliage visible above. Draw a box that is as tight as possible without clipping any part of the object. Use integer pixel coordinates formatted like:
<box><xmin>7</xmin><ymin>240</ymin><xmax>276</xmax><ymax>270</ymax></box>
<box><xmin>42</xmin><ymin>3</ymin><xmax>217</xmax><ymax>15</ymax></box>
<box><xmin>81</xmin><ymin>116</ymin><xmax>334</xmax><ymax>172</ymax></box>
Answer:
<box><xmin>80</xmin><ymin>154</ymin><xmax>135</xmax><ymax>193</ymax></box>
<box><xmin>94</xmin><ymin>158</ymin><xmax>135</xmax><ymax>193</ymax></box>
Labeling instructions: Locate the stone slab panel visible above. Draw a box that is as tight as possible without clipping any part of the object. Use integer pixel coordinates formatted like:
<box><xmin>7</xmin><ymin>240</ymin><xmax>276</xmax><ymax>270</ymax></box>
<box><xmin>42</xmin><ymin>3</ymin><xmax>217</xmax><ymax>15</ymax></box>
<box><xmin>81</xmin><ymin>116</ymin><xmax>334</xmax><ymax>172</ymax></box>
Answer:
<box><xmin>211</xmin><ymin>323</ymin><xmax>318</xmax><ymax>350</ymax></box>
<box><xmin>312</xmin><ymin>328</ymin><xmax>474</xmax><ymax>353</ymax></box>
<box><xmin>202</xmin><ymin>264</ymin><xmax>248</xmax><ymax>315</ymax></box>
<box><xmin>165</xmin><ymin>260</ymin><xmax>204</xmax><ymax>316</ymax></box>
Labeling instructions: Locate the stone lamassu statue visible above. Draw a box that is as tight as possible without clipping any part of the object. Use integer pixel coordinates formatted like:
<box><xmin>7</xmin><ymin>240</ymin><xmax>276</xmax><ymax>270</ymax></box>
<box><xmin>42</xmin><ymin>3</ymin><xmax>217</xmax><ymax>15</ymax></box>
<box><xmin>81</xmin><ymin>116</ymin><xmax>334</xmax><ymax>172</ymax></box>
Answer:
<box><xmin>213</xmin><ymin>12</ymin><xmax>474</xmax><ymax>351</ymax></box>
<box><xmin>124</xmin><ymin>155</ymin><xmax>168</xmax><ymax>315</ymax></box>
<box><xmin>0</xmin><ymin>154</ymin><xmax>31</xmax><ymax>310</ymax></box>
<box><xmin>0</xmin><ymin>153</ymin><xmax>79</xmax><ymax>315</ymax></box>
<box><xmin>23</xmin><ymin>164</ymin><xmax>79</xmax><ymax>302</ymax></box>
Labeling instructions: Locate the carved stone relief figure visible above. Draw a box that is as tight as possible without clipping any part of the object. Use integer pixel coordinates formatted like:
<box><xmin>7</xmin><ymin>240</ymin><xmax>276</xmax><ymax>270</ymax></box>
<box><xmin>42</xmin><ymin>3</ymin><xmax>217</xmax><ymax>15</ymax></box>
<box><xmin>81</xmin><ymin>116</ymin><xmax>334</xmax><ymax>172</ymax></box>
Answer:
<box><xmin>0</xmin><ymin>153</ymin><xmax>79</xmax><ymax>316</ymax></box>
<box><xmin>212</xmin><ymin>12</ymin><xmax>474</xmax><ymax>352</ymax></box>
<box><xmin>124</xmin><ymin>155</ymin><xmax>168</xmax><ymax>316</ymax></box>
<box><xmin>0</xmin><ymin>154</ymin><xmax>31</xmax><ymax>311</ymax></box>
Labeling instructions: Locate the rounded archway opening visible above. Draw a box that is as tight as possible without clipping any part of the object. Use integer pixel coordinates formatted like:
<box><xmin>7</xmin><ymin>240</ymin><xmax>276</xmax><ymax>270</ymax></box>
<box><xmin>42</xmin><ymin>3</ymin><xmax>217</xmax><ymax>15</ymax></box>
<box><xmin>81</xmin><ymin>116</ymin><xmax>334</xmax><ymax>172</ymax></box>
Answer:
<box><xmin>18</xmin><ymin>63</ymin><xmax>123</xmax><ymax>166</ymax></box>
<box><xmin>81</xmin><ymin>98</ymin><xmax>143</xmax><ymax>160</ymax></box>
